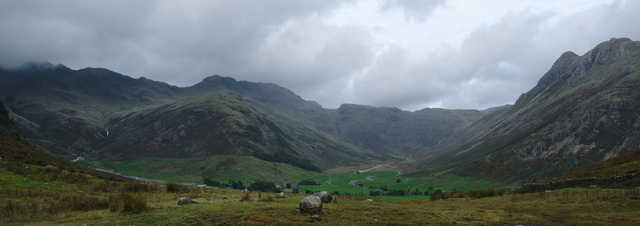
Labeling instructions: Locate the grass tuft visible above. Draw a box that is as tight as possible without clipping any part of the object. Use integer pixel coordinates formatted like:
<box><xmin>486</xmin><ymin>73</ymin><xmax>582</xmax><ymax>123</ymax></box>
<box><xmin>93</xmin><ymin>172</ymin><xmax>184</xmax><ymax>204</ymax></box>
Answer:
<box><xmin>108</xmin><ymin>193</ymin><xmax>149</xmax><ymax>213</ymax></box>
<box><xmin>241</xmin><ymin>189</ymin><xmax>251</xmax><ymax>202</ymax></box>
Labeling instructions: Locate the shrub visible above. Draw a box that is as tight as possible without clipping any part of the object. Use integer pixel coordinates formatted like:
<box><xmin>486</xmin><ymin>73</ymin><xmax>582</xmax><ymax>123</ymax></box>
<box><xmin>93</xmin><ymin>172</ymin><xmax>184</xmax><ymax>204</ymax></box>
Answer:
<box><xmin>166</xmin><ymin>182</ymin><xmax>190</xmax><ymax>193</ymax></box>
<box><xmin>122</xmin><ymin>182</ymin><xmax>160</xmax><ymax>193</ymax></box>
<box><xmin>240</xmin><ymin>189</ymin><xmax>251</xmax><ymax>202</ymax></box>
<box><xmin>258</xmin><ymin>191</ymin><xmax>275</xmax><ymax>202</ymax></box>
<box><xmin>248</xmin><ymin>180</ymin><xmax>279</xmax><ymax>193</ymax></box>
<box><xmin>204</xmin><ymin>178</ymin><xmax>221</xmax><ymax>186</ymax></box>
<box><xmin>0</xmin><ymin>193</ymin><xmax>109</xmax><ymax>217</ymax></box>
<box><xmin>109</xmin><ymin>193</ymin><xmax>148</xmax><ymax>213</ymax></box>
<box><xmin>298</xmin><ymin>179</ymin><xmax>319</xmax><ymax>186</ymax></box>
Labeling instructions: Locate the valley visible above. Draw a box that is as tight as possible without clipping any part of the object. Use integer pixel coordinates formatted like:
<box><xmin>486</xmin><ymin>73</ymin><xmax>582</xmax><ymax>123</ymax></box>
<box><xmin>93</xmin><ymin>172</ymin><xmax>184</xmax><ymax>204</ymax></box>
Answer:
<box><xmin>1</xmin><ymin>38</ymin><xmax>640</xmax><ymax>224</ymax></box>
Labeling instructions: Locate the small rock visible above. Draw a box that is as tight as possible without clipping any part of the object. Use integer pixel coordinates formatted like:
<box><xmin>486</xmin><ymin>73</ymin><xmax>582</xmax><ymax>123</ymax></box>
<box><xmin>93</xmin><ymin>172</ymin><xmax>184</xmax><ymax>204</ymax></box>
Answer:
<box><xmin>45</xmin><ymin>165</ymin><xmax>58</xmax><ymax>170</ymax></box>
<box><xmin>310</xmin><ymin>215</ymin><xmax>321</xmax><ymax>222</ymax></box>
<box><xmin>544</xmin><ymin>190</ymin><xmax>552</xmax><ymax>193</ymax></box>
<box><xmin>299</xmin><ymin>195</ymin><xmax>323</xmax><ymax>214</ymax></box>
<box><xmin>275</xmin><ymin>192</ymin><xmax>286</xmax><ymax>198</ymax></box>
<box><xmin>262</xmin><ymin>206</ymin><xmax>274</xmax><ymax>210</ymax></box>
<box><xmin>364</xmin><ymin>199</ymin><xmax>373</xmax><ymax>202</ymax></box>
<box><xmin>589</xmin><ymin>185</ymin><xmax>598</xmax><ymax>189</ymax></box>
<box><xmin>217</xmin><ymin>195</ymin><xmax>229</xmax><ymax>200</ymax></box>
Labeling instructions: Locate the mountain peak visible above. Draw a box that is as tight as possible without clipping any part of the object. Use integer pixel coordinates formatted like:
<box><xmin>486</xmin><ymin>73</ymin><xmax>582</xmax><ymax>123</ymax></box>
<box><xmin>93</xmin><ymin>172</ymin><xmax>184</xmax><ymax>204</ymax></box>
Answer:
<box><xmin>579</xmin><ymin>37</ymin><xmax>637</xmax><ymax>71</ymax></box>
<box><xmin>514</xmin><ymin>50</ymin><xmax>579</xmax><ymax>106</ymax></box>
<box><xmin>13</xmin><ymin>61</ymin><xmax>70</xmax><ymax>72</ymax></box>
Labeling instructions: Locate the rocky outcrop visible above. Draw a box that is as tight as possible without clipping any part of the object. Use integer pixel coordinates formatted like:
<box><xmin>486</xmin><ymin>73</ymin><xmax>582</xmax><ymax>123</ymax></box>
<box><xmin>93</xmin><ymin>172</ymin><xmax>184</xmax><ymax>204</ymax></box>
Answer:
<box><xmin>299</xmin><ymin>196</ymin><xmax>322</xmax><ymax>214</ymax></box>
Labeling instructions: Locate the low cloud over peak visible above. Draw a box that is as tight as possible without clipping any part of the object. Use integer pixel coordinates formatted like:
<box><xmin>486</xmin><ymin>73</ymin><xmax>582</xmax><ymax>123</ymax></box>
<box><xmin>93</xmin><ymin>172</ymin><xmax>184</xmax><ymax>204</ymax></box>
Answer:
<box><xmin>1</xmin><ymin>0</ymin><xmax>637</xmax><ymax>110</ymax></box>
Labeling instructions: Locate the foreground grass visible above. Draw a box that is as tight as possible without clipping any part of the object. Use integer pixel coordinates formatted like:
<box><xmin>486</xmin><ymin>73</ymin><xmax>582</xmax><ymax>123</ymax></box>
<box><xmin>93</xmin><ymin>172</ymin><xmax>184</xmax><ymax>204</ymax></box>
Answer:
<box><xmin>3</xmin><ymin>182</ymin><xmax>640</xmax><ymax>225</ymax></box>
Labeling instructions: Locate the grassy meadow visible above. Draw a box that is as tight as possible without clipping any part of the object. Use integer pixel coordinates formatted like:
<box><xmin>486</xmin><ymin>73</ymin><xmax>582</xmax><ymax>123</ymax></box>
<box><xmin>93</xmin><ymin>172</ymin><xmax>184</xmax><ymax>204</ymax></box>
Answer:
<box><xmin>2</xmin><ymin>169</ymin><xmax>640</xmax><ymax>225</ymax></box>
<box><xmin>3</xmin><ymin>159</ymin><xmax>639</xmax><ymax>225</ymax></box>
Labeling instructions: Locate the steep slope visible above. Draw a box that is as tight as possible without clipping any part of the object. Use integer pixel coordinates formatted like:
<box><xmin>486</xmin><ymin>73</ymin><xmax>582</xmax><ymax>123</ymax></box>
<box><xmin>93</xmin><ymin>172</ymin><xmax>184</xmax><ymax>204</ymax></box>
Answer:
<box><xmin>558</xmin><ymin>149</ymin><xmax>640</xmax><ymax>181</ymax></box>
<box><xmin>0</xmin><ymin>101</ymin><xmax>112</xmax><ymax>178</ymax></box>
<box><xmin>0</xmin><ymin>66</ymin><xmax>382</xmax><ymax>180</ymax></box>
<box><xmin>0</xmin><ymin>63</ymin><xmax>185</xmax><ymax>157</ymax></box>
<box><xmin>328</xmin><ymin>104</ymin><xmax>484</xmax><ymax>154</ymax></box>
<box><xmin>189</xmin><ymin>76</ymin><xmax>485</xmax><ymax>155</ymax></box>
<box><xmin>92</xmin><ymin>92</ymin><xmax>374</xmax><ymax>171</ymax></box>
<box><xmin>411</xmin><ymin>38</ymin><xmax>640</xmax><ymax>184</ymax></box>
<box><xmin>0</xmin><ymin>63</ymin><xmax>485</xmax><ymax>170</ymax></box>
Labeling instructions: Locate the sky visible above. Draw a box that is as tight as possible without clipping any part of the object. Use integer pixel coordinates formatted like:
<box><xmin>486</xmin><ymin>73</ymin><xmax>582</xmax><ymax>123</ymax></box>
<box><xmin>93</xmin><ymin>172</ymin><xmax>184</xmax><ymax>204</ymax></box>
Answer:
<box><xmin>1</xmin><ymin>0</ymin><xmax>639</xmax><ymax>111</ymax></box>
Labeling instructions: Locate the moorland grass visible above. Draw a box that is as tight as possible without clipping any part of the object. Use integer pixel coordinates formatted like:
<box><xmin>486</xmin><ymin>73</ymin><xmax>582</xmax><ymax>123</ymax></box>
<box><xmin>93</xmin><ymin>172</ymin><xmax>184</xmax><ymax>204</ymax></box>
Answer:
<box><xmin>5</xmin><ymin>187</ymin><xmax>639</xmax><ymax>225</ymax></box>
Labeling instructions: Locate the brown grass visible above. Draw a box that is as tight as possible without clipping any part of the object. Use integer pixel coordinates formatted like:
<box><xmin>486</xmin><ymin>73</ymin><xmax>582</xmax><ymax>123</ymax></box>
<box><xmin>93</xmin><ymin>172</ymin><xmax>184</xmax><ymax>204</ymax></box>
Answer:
<box><xmin>240</xmin><ymin>189</ymin><xmax>251</xmax><ymax>202</ymax></box>
<box><xmin>108</xmin><ymin>193</ymin><xmax>149</xmax><ymax>213</ymax></box>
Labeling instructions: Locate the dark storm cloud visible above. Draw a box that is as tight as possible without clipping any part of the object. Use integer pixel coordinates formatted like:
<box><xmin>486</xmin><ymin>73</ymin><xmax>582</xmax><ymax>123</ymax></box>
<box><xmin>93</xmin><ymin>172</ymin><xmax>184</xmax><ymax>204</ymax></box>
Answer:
<box><xmin>0</xmin><ymin>0</ymin><xmax>638</xmax><ymax>110</ymax></box>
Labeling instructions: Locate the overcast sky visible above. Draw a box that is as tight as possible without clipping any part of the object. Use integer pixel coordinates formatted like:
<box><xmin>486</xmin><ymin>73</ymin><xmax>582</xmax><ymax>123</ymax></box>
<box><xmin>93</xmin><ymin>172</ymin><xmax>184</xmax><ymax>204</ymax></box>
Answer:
<box><xmin>1</xmin><ymin>0</ymin><xmax>639</xmax><ymax>110</ymax></box>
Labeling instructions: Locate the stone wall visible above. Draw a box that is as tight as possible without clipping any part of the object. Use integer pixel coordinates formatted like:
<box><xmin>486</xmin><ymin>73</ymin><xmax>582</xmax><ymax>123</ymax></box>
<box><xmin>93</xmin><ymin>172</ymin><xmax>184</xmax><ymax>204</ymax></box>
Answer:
<box><xmin>514</xmin><ymin>172</ymin><xmax>640</xmax><ymax>193</ymax></box>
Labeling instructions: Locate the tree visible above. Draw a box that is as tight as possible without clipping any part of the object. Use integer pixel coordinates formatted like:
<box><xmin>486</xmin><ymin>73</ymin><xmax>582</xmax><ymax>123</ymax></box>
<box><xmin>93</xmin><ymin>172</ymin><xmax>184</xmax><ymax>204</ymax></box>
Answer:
<box><xmin>248</xmin><ymin>180</ymin><xmax>280</xmax><ymax>193</ymax></box>
<box><xmin>204</xmin><ymin>178</ymin><xmax>221</xmax><ymax>186</ymax></box>
<box><xmin>231</xmin><ymin>180</ymin><xmax>245</xmax><ymax>189</ymax></box>
<box><xmin>298</xmin><ymin>179</ymin><xmax>319</xmax><ymax>186</ymax></box>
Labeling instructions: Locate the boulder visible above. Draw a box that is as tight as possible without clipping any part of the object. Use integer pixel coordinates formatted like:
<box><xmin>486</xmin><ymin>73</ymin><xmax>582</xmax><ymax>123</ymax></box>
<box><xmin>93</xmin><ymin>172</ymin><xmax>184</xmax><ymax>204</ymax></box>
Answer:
<box><xmin>275</xmin><ymin>192</ymin><xmax>286</xmax><ymax>199</ymax></box>
<box><xmin>313</xmin><ymin>191</ymin><xmax>337</xmax><ymax>203</ymax></box>
<box><xmin>299</xmin><ymin>196</ymin><xmax>322</xmax><ymax>214</ymax></box>
<box><xmin>177</xmin><ymin>197</ymin><xmax>192</xmax><ymax>205</ymax></box>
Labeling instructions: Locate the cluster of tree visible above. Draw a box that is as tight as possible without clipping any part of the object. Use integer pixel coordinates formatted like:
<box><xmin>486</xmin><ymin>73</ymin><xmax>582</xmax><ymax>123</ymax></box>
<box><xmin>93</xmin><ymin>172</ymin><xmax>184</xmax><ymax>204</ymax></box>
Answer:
<box><xmin>247</xmin><ymin>180</ymin><xmax>281</xmax><ymax>193</ymax></box>
<box><xmin>367</xmin><ymin>186</ymin><xmax>442</xmax><ymax>196</ymax></box>
<box><xmin>203</xmin><ymin>178</ymin><xmax>245</xmax><ymax>189</ymax></box>
<box><xmin>298</xmin><ymin>179</ymin><xmax>320</xmax><ymax>186</ymax></box>
<box><xmin>253</xmin><ymin>152</ymin><xmax>321</xmax><ymax>172</ymax></box>
<box><xmin>429</xmin><ymin>188</ymin><xmax>503</xmax><ymax>200</ymax></box>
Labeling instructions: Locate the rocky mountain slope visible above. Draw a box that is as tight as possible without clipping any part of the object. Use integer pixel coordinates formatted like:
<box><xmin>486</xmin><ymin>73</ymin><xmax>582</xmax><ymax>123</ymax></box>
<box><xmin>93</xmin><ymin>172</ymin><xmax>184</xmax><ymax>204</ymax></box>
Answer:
<box><xmin>0</xmin><ymin>62</ymin><xmax>481</xmax><ymax>180</ymax></box>
<box><xmin>410</xmin><ymin>38</ymin><xmax>640</xmax><ymax>184</ymax></box>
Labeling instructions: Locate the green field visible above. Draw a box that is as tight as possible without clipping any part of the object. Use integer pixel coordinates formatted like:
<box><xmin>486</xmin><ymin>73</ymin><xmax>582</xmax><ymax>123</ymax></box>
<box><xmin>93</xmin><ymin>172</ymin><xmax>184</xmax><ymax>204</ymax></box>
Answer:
<box><xmin>85</xmin><ymin>157</ymin><xmax>504</xmax><ymax>201</ymax></box>
<box><xmin>294</xmin><ymin>164</ymin><xmax>503</xmax><ymax>200</ymax></box>
<box><xmin>3</xmin><ymin>167</ymin><xmax>639</xmax><ymax>225</ymax></box>
<box><xmin>85</xmin><ymin>155</ymin><xmax>322</xmax><ymax>184</ymax></box>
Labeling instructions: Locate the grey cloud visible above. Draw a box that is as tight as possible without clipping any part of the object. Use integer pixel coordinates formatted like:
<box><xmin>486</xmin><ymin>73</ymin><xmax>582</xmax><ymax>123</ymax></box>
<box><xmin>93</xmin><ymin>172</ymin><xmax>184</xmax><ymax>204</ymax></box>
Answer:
<box><xmin>380</xmin><ymin>0</ymin><xmax>445</xmax><ymax>22</ymax></box>
<box><xmin>358</xmin><ymin>0</ymin><xmax>640</xmax><ymax>110</ymax></box>
<box><xmin>1</xmin><ymin>0</ymin><xmax>639</xmax><ymax>111</ymax></box>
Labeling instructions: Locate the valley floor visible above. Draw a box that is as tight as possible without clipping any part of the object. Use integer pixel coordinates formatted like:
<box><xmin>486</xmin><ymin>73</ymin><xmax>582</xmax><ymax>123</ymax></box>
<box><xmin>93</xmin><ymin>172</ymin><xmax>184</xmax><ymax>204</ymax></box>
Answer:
<box><xmin>3</xmin><ymin>188</ymin><xmax>640</xmax><ymax>225</ymax></box>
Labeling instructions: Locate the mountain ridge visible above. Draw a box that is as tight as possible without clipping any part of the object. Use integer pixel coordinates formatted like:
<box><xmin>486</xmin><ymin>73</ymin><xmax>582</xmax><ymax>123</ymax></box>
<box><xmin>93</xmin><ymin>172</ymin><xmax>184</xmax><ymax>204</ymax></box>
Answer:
<box><xmin>409</xmin><ymin>38</ymin><xmax>640</xmax><ymax>184</ymax></box>
<box><xmin>0</xmin><ymin>62</ymin><xmax>482</xmax><ymax>182</ymax></box>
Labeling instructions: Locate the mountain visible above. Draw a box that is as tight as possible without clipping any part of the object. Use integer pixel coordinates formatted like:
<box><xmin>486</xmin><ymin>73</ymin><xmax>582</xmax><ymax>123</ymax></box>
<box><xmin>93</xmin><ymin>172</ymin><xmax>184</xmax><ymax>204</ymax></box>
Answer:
<box><xmin>409</xmin><ymin>38</ymin><xmax>640</xmax><ymax>184</ymax></box>
<box><xmin>0</xmin><ymin>64</ymin><xmax>185</xmax><ymax>157</ymax></box>
<box><xmin>0</xmin><ymin>62</ymin><xmax>482</xmax><ymax>182</ymax></box>
<box><xmin>188</xmin><ymin>76</ymin><xmax>486</xmax><ymax>156</ymax></box>
<box><xmin>327</xmin><ymin>104</ymin><xmax>483</xmax><ymax>154</ymax></box>
<box><xmin>0</xmin><ymin>100</ymin><xmax>110</xmax><ymax>178</ymax></box>
<box><xmin>93</xmin><ymin>91</ymin><xmax>374</xmax><ymax>170</ymax></box>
